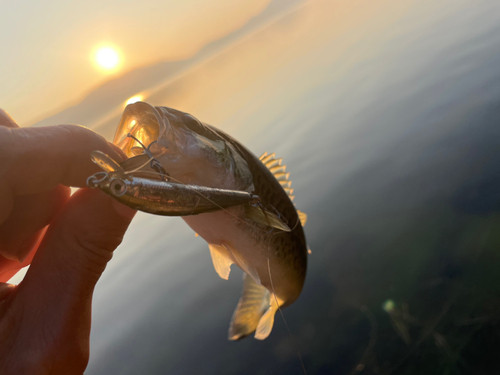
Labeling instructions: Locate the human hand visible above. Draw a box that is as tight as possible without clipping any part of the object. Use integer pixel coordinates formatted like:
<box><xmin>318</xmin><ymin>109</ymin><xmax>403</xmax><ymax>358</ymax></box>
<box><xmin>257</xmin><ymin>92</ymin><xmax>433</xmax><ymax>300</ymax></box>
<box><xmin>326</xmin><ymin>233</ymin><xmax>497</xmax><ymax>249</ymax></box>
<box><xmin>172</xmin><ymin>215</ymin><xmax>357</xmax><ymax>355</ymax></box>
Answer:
<box><xmin>0</xmin><ymin>109</ymin><xmax>136</xmax><ymax>374</ymax></box>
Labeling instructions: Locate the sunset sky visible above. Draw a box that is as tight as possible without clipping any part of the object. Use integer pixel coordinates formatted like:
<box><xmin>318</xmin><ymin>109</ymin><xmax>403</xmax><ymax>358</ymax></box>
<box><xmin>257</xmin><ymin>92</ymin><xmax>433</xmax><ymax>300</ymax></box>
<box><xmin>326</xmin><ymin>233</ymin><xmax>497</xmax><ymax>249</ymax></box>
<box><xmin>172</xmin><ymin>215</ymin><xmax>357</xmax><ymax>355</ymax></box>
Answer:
<box><xmin>1</xmin><ymin>0</ymin><xmax>273</xmax><ymax>126</ymax></box>
<box><xmin>4</xmin><ymin>0</ymin><xmax>500</xmax><ymax>373</ymax></box>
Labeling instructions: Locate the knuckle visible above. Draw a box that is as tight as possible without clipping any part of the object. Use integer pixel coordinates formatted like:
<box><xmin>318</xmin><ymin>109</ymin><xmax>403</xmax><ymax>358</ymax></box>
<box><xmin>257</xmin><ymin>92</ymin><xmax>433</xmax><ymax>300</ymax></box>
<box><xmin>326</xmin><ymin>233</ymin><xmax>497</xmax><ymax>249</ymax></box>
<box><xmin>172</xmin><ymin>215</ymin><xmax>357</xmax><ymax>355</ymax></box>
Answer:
<box><xmin>66</xmin><ymin>228</ymin><xmax>123</xmax><ymax>276</ymax></box>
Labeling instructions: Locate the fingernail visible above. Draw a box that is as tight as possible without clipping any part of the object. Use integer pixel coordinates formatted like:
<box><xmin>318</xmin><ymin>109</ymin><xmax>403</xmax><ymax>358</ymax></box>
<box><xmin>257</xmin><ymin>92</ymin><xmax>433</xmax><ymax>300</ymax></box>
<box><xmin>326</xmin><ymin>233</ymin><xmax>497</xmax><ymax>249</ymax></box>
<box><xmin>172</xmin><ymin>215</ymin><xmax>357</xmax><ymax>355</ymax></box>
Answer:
<box><xmin>111</xmin><ymin>199</ymin><xmax>137</xmax><ymax>221</ymax></box>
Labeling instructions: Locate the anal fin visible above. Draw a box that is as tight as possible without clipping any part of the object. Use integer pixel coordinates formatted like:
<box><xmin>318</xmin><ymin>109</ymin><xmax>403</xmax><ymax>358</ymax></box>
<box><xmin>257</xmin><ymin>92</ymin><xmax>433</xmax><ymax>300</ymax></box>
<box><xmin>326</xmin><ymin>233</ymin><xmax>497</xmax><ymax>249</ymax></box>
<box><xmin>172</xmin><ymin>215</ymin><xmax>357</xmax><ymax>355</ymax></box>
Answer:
<box><xmin>208</xmin><ymin>244</ymin><xmax>233</xmax><ymax>280</ymax></box>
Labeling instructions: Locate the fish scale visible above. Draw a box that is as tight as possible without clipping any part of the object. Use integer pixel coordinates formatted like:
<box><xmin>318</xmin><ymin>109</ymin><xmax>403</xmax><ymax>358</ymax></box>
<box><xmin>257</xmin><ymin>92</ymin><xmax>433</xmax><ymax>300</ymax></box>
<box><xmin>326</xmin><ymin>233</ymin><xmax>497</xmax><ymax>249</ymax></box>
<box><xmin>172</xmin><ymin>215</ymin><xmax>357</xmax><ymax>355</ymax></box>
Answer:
<box><xmin>112</xmin><ymin>102</ymin><xmax>309</xmax><ymax>340</ymax></box>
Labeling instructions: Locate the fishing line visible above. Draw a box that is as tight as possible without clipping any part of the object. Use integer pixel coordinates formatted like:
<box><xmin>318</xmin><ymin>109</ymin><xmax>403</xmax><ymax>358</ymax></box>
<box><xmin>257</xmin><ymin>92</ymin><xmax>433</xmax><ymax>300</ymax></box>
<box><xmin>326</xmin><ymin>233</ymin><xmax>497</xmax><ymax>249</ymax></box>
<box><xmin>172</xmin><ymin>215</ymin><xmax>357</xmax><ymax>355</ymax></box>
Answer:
<box><xmin>267</xmin><ymin>258</ymin><xmax>308</xmax><ymax>375</ymax></box>
<box><xmin>123</xmin><ymin>168</ymin><xmax>292</xmax><ymax>236</ymax></box>
<box><xmin>120</xmin><ymin>133</ymin><xmax>298</xmax><ymax>236</ymax></box>
<box><xmin>290</xmin><ymin>217</ymin><xmax>301</xmax><ymax>232</ymax></box>
<box><xmin>118</xmin><ymin>129</ymin><xmax>308</xmax><ymax>374</ymax></box>
<box><xmin>117</xmin><ymin>149</ymin><xmax>309</xmax><ymax>374</ymax></box>
<box><xmin>125</xmin><ymin>156</ymin><xmax>156</xmax><ymax>174</ymax></box>
<box><xmin>126</xmin><ymin>133</ymin><xmax>149</xmax><ymax>151</ymax></box>
<box><xmin>122</xmin><ymin>134</ymin><xmax>263</xmax><ymax>224</ymax></box>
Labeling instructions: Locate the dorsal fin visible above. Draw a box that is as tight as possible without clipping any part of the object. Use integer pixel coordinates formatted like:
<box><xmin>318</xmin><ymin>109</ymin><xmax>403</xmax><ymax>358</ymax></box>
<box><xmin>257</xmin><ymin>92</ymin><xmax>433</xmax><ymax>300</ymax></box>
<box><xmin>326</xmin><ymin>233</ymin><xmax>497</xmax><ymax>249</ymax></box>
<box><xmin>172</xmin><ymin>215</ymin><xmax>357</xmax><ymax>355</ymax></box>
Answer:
<box><xmin>259</xmin><ymin>152</ymin><xmax>292</xmax><ymax>196</ymax></box>
<box><xmin>259</xmin><ymin>152</ymin><xmax>274</xmax><ymax>164</ymax></box>
<box><xmin>259</xmin><ymin>151</ymin><xmax>307</xmax><ymax>224</ymax></box>
<box><xmin>297</xmin><ymin>210</ymin><xmax>307</xmax><ymax>226</ymax></box>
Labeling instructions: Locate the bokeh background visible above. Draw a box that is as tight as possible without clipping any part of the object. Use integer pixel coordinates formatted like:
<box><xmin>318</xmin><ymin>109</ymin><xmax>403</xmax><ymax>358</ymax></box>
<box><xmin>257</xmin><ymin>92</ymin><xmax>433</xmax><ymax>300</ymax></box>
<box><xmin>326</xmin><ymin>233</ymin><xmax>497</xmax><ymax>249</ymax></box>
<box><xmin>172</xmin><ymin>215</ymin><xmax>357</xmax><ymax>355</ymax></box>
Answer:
<box><xmin>4</xmin><ymin>0</ymin><xmax>500</xmax><ymax>373</ymax></box>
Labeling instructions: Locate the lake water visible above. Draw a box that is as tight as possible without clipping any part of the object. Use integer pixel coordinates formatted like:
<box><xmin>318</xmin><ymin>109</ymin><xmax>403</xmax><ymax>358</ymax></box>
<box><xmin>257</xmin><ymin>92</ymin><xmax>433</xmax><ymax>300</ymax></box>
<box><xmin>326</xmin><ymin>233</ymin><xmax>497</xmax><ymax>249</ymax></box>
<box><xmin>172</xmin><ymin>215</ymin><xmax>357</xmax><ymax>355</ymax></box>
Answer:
<box><xmin>43</xmin><ymin>0</ymin><xmax>500</xmax><ymax>373</ymax></box>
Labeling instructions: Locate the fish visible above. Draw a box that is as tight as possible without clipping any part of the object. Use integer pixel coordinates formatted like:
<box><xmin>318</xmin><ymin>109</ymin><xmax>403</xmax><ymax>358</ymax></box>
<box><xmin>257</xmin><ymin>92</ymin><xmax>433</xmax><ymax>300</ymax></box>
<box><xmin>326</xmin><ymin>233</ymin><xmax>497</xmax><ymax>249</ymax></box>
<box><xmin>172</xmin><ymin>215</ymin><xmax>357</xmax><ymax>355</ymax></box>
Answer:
<box><xmin>113</xmin><ymin>101</ymin><xmax>308</xmax><ymax>340</ymax></box>
<box><xmin>88</xmin><ymin>151</ymin><xmax>260</xmax><ymax>217</ymax></box>
<box><xmin>87</xmin><ymin>151</ymin><xmax>291</xmax><ymax>230</ymax></box>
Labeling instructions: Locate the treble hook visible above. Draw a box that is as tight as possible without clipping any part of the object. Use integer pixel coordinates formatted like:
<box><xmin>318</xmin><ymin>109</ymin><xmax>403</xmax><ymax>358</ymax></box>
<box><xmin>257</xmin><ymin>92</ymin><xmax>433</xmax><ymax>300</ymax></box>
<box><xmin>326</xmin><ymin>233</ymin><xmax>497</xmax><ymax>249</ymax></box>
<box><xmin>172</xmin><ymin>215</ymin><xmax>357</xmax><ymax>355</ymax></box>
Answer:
<box><xmin>87</xmin><ymin>171</ymin><xmax>109</xmax><ymax>188</ymax></box>
<box><xmin>126</xmin><ymin>133</ymin><xmax>170</xmax><ymax>181</ymax></box>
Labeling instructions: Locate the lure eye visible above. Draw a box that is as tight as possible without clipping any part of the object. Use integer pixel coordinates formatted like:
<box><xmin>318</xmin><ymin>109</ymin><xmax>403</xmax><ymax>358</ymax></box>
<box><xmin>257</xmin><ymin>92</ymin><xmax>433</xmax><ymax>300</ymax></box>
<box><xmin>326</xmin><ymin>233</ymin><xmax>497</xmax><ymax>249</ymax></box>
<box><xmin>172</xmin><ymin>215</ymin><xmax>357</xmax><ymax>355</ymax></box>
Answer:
<box><xmin>110</xmin><ymin>179</ymin><xmax>127</xmax><ymax>197</ymax></box>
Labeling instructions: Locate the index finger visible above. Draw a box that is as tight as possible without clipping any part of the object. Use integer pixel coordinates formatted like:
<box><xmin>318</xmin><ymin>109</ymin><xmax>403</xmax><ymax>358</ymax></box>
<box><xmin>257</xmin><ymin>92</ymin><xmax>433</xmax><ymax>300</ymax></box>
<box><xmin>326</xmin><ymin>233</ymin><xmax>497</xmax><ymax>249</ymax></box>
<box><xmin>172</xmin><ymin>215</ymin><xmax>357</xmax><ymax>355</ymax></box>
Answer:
<box><xmin>0</xmin><ymin>124</ymin><xmax>124</xmax><ymax>196</ymax></box>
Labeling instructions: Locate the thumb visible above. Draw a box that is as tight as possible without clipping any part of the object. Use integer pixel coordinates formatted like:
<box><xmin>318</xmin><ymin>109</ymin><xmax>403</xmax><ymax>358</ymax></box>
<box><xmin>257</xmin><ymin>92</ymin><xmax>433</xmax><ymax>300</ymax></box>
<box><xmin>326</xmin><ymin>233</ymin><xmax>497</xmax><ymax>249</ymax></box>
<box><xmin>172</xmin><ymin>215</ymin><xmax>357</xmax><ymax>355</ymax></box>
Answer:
<box><xmin>20</xmin><ymin>187</ymin><xmax>136</xmax><ymax>297</ymax></box>
<box><xmin>2</xmin><ymin>188</ymin><xmax>135</xmax><ymax>372</ymax></box>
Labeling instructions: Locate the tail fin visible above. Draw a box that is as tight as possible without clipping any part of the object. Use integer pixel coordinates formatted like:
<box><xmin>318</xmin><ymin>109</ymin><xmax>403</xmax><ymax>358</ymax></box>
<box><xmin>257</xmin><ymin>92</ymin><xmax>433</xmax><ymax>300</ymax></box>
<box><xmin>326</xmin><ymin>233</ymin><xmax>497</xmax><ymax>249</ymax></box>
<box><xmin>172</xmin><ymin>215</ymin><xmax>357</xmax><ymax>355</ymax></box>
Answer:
<box><xmin>228</xmin><ymin>273</ymin><xmax>279</xmax><ymax>340</ymax></box>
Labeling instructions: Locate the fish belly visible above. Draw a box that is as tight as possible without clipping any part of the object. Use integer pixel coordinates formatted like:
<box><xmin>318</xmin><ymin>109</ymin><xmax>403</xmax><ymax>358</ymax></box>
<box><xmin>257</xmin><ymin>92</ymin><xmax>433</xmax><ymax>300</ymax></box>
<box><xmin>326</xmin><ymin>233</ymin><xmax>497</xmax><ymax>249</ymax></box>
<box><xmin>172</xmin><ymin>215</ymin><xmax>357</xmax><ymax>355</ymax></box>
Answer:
<box><xmin>182</xmin><ymin>209</ymin><xmax>295</xmax><ymax>301</ymax></box>
<box><xmin>182</xmin><ymin>209</ymin><xmax>266</xmax><ymax>282</ymax></box>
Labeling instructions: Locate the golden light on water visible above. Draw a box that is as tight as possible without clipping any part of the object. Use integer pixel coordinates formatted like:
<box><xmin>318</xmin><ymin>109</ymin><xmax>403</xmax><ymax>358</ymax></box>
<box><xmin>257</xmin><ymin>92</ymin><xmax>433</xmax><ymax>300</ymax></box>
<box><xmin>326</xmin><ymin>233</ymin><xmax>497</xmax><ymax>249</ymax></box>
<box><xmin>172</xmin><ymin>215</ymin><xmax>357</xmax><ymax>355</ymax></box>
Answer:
<box><xmin>95</xmin><ymin>47</ymin><xmax>119</xmax><ymax>70</ymax></box>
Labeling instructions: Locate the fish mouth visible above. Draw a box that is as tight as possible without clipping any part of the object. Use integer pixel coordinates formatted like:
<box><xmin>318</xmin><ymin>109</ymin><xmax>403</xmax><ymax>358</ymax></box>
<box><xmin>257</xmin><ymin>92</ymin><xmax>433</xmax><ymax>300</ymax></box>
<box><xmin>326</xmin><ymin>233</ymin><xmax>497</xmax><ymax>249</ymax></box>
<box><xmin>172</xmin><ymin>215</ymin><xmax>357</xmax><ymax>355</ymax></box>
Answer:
<box><xmin>113</xmin><ymin>102</ymin><xmax>173</xmax><ymax>157</ymax></box>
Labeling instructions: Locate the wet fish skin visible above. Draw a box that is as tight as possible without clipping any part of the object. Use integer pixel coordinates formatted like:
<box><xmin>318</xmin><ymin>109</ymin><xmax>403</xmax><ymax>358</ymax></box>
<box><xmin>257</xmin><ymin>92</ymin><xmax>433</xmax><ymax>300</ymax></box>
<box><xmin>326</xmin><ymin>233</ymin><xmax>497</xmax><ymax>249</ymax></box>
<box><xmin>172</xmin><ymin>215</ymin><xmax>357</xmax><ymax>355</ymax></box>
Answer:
<box><xmin>87</xmin><ymin>151</ymin><xmax>286</xmax><ymax>222</ymax></box>
<box><xmin>207</xmin><ymin>125</ymin><xmax>308</xmax><ymax>304</ymax></box>
<box><xmin>113</xmin><ymin>102</ymin><xmax>308</xmax><ymax>340</ymax></box>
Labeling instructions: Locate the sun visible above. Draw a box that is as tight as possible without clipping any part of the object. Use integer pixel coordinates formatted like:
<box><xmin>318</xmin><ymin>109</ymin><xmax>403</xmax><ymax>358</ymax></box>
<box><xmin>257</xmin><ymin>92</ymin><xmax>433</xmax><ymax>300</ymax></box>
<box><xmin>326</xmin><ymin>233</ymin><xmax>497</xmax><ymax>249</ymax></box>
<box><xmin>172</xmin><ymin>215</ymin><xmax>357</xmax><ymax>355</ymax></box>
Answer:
<box><xmin>95</xmin><ymin>47</ymin><xmax>120</xmax><ymax>70</ymax></box>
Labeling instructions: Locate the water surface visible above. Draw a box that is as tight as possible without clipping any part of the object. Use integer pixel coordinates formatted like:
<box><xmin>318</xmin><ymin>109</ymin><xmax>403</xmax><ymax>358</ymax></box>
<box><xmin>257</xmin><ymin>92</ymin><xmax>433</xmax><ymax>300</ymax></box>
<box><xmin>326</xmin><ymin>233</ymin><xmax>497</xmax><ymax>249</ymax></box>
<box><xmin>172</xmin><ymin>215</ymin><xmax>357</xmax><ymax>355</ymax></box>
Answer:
<box><xmin>46</xmin><ymin>0</ymin><xmax>500</xmax><ymax>373</ymax></box>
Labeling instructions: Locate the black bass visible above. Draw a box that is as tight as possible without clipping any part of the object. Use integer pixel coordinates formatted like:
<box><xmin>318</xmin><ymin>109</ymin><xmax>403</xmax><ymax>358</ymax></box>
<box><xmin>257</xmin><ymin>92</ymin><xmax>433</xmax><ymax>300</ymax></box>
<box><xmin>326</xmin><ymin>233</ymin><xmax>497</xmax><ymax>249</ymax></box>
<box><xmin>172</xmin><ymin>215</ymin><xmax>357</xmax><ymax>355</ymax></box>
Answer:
<box><xmin>113</xmin><ymin>102</ymin><xmax>308</xmax><ymax>340</ymax></box>
<box><xmin>87</xmin><ymin>151</ymin><xmax>290</xmax><ymax>230</ymax></box>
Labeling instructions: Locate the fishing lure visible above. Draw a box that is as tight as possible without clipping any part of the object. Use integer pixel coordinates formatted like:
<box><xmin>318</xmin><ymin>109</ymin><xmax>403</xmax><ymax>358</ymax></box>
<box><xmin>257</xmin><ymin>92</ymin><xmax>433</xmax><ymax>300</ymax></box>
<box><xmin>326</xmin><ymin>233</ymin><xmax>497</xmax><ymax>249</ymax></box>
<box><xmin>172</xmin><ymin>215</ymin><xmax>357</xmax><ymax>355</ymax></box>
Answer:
<box><xmin>87</xmin><ymin>151</ymin><xmax>290</xmax><ymax>229</ymax></box>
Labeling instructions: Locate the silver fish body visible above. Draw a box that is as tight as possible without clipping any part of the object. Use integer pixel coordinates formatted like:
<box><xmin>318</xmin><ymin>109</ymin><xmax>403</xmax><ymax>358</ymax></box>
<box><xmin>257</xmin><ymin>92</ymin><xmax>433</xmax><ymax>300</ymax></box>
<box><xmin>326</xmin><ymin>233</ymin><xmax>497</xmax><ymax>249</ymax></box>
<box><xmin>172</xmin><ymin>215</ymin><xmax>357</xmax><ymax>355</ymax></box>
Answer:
<box><xmin>113</xmin><ymin>102</ymin><xmax>308</xmax><ymax>340</ymax></box>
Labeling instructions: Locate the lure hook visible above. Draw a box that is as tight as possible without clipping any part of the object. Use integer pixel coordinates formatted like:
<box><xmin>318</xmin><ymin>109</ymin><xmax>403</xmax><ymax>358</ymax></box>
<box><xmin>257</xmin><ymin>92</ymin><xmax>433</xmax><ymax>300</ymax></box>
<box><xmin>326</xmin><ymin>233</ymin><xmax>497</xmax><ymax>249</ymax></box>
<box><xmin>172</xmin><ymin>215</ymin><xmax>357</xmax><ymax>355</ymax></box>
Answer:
<box><xmin>126</xmin><ymin>133</ymin><xmax>170</xmax><ymax>181</ymax></box>
<box><xmin>87</xmin><ymin>171</ymin><xmax>109</xmax><ymax>188</ymax></box>
<box><xmin>250</xmin><ymin>195</ymin><xmax>261</xmax><ymax>207</ymax></box>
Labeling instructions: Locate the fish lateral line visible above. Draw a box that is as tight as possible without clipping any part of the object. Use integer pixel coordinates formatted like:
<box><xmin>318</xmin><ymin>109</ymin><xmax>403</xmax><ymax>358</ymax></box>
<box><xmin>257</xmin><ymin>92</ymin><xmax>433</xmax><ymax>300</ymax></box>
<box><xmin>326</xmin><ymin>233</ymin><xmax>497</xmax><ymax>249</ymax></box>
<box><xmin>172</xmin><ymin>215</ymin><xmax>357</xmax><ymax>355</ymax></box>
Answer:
<box><xmin>143</xmin><ymin>169</ymin><xmax>291</xmax><ymax>232</ymax></box>
<box><xmin>116</xmin><ymin>143</ymin><xmax>295</xmax><ymax>233</ymax></box>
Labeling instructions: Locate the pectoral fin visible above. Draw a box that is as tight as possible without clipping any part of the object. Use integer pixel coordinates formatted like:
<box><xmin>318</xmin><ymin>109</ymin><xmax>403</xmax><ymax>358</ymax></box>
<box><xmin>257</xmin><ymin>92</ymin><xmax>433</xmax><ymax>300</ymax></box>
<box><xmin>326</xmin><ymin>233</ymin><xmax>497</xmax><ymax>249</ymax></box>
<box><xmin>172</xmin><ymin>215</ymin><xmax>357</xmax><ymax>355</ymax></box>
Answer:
<box><xmin>208</xmin><ymin>244</ymin><xmax>233</xmax><ymax>280</ymax></box>
<box><xmin>244</xmin><ymin>205</ymin><xmax>291</xmax><ymax>232</ymax></box>
<box><xmin>229</xmin><ymin>273</ymin><xmax>271</xmax><ymax>340</ymax></box>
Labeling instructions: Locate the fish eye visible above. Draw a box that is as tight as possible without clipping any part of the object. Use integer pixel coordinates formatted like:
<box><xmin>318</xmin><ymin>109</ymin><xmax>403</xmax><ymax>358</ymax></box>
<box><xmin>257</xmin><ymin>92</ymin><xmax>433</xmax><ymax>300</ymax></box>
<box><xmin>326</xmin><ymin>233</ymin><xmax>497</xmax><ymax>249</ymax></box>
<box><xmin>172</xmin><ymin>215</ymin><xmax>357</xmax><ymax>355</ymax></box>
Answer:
<box><xmin>110</xmin><ymin>179</ymin><xmax>127</xmax><ymax>197</ymax></box>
